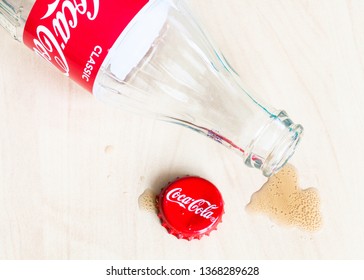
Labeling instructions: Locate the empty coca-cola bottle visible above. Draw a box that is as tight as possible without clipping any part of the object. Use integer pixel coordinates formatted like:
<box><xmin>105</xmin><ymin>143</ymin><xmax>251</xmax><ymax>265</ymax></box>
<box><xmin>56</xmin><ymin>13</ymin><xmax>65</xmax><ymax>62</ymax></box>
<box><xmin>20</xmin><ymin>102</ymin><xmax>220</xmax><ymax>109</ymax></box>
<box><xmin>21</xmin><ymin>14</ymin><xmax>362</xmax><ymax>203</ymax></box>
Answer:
<box><xmin>0</xmin><ymin>0</ymin><xmax>303</xmax><ymax>176</ymax></box>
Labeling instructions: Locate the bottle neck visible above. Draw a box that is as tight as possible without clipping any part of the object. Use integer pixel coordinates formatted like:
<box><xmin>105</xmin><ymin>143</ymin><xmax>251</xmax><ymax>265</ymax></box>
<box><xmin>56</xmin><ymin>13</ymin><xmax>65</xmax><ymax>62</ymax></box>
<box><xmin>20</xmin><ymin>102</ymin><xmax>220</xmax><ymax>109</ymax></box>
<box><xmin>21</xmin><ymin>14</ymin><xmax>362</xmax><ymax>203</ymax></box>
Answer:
<box><xmin>165</xmin><ymin>110</ymin><xmax>302</xmax><ymax>177</ymax></box>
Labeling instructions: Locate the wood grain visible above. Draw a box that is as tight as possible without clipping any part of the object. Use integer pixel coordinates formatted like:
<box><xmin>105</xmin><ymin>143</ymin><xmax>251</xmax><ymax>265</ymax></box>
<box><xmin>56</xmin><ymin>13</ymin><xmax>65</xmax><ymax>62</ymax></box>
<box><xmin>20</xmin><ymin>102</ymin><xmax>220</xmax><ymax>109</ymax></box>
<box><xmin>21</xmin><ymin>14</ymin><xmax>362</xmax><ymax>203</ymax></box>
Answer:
<box><xmin>0</xmin><ymin>0</ymin><xmax>364</xmax><ymax>259</ymax></box>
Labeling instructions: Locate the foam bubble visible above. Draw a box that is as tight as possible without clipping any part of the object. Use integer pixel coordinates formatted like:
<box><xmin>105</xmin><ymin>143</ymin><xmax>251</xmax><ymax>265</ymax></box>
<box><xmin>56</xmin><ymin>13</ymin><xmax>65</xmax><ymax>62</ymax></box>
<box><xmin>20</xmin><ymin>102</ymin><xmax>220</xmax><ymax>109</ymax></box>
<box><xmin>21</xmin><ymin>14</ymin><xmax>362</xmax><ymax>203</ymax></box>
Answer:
<box><xmin>138</xmin><ymin>188</ymin><xmax>158</xmax><ymax>213</ymax></box>
<box><xmin>246</xmin><ymin>164</ymin><xmax>322</xmax><ymax>231</ymax></box>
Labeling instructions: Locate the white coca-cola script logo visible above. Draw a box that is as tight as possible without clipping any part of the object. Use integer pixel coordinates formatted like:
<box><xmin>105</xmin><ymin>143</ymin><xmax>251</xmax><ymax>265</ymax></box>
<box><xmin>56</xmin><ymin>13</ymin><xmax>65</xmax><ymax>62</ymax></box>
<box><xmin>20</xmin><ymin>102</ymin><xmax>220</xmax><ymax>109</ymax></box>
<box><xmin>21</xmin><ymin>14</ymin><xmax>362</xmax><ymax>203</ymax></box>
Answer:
<box><xmin>166</xmin><ymin>188</ymin><xmax>219</xmax><ymax>220</ymax></box>
<box><xmin>31</xmin><ymin>0</ymin><xmax>100</xmax><ymax>76</ymax></box>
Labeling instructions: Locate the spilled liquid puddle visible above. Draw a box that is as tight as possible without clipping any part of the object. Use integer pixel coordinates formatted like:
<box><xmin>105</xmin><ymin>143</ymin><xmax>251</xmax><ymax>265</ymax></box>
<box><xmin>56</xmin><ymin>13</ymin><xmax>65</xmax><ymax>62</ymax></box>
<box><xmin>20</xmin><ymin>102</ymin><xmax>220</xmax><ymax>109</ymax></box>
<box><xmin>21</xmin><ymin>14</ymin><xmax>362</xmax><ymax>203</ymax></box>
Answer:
<box><xmin>246</xmin><ymin>164</ymin><xmax>322</xmax><ymax>231</ymax></box>
<box><xmin>138</xmin><ymin>188</ymin><xmax>158</xmax><ymax>213</ymax></box>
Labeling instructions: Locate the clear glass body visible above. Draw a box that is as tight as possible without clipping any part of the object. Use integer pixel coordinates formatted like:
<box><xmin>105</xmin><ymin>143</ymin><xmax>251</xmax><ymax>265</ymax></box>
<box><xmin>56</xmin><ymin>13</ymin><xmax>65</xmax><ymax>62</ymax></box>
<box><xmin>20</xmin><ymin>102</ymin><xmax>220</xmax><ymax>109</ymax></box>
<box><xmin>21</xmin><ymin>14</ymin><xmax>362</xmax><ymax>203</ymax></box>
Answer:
<box><xmin>0</xmin><ymin>0</ymin><xmax>32</xmax><ymax>40</ymax></box>
<box><xmin>0</xmin><ymin>0</ymin><xmax>303</xmax><ymax>176</ymax></box>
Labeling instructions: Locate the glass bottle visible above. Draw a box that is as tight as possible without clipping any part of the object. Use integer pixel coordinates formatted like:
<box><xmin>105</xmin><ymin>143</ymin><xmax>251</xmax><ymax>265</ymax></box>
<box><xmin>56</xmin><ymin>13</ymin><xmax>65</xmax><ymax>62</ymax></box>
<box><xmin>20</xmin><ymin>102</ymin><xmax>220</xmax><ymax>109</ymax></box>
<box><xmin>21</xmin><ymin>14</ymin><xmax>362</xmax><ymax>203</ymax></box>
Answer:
<box><xmin>0</xmin><ymin>0</ymin><xmax>303</xmax><ymax>176</ymax></box>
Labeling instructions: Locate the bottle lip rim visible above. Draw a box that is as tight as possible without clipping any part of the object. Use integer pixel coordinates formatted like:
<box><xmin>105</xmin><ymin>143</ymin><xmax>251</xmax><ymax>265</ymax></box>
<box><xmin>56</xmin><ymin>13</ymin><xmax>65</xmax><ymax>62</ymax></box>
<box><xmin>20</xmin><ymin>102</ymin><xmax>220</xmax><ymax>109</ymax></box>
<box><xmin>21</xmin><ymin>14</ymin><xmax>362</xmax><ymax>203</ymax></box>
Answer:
<box><xmin>261</xmin><ymin>123</ymin><xmax>303</xmax><ymax>177</ymax></box>
<box><xmin>243</xmin><ymin>110</ymin><xmax>304</xmax><ymax>177</ymax></box>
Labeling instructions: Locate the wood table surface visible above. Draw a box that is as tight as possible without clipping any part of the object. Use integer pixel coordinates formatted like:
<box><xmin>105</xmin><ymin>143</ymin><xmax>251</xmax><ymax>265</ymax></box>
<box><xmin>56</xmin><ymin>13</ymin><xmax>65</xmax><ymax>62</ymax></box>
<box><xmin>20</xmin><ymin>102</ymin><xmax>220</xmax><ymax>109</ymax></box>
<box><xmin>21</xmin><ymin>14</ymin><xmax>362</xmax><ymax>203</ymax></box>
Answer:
<box><xmin>0</xmin><ymin>0</ymin><xmax>364</xmax><ymax>259</ymax></box>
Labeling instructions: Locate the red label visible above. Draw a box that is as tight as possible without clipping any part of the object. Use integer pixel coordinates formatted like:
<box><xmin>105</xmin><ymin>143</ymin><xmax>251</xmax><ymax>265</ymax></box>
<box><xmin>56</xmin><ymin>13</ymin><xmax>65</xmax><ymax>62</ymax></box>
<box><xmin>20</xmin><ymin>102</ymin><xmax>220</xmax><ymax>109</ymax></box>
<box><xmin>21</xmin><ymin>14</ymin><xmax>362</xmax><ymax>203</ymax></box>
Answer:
<box><xmin>23</xmin><ymin>0</ymin><xmax>149</xmax><ymax>93</ymax></box>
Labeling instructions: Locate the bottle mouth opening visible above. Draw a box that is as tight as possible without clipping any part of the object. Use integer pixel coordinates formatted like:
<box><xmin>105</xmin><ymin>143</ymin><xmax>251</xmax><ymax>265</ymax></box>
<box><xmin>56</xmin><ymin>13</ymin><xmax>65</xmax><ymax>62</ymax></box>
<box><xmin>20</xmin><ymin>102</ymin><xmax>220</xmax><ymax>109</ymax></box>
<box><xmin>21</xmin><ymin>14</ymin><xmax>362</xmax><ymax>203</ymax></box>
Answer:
<box><xmin>244</xmin><ymin>110</ymin><xmax>304</xmax><ymax>177</ymax></box>
<box><xmin>261</xmin><ymin>124</ymin><xmax>303</xmax><ymax>177</ymax></box>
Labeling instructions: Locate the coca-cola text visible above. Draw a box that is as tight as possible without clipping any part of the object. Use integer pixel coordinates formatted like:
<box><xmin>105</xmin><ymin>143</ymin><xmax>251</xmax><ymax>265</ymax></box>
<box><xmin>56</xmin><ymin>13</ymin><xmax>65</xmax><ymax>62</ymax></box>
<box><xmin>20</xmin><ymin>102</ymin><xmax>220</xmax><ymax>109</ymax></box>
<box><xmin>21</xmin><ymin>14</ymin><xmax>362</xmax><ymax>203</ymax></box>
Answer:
<box><xmin>165</xmin><ymin>188</ymin><xmax>219</xmax><ymax>220</ymax></box>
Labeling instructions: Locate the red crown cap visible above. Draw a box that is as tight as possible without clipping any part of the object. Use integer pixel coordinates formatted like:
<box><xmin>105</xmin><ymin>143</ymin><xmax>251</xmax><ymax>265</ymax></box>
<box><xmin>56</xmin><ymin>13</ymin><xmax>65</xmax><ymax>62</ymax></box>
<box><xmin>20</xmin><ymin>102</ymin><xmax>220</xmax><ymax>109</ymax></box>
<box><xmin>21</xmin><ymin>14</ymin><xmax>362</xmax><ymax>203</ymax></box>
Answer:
<box><xmin>157</xmin><ymin>176</ymin><xmax>224</xmax><ymax>241</ymax></box>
